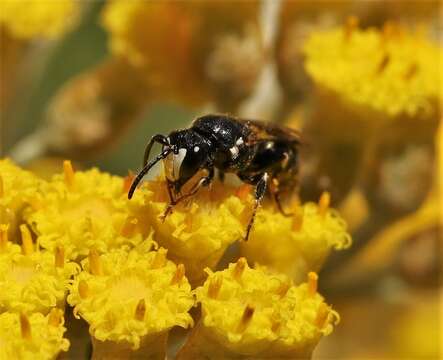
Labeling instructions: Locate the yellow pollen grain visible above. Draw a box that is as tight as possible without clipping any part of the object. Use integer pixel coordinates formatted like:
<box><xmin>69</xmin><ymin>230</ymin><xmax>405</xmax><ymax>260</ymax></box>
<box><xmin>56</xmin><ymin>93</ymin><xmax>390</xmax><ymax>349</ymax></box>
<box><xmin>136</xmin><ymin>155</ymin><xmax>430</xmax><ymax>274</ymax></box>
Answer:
<box><xmin>78</xmin><ymin>280</ymin><xmax>89</xmax><ymax>299</ymax></box>
<box><xmin>48</xmin><ymin>308</ymin><xmax>64</xmax><ymax>327</ymax></box>
<box><xmin>237</xmin><ymin>305</ymin><xmax>255</xmax><ymax>333</ymax></box>
<box><xmin>308</xmin><ymin>272</ymin><xmax>318</xmax><ymax>296</ymax></box>
<box><xmin>134</xmin><ymin>298</ymin><xmax>146</xmax><ymax>321</ymax></box>
<box><xmin>55</xmin><ymin>246</ymin><xmax>64</xmax><ymax>268</ymax></box>
<box><xmin>20</xmin><ymin>313</ymin><xmax>32</xmax><ymax>340</ymax></box>
<box><xmin>20</xmin><ymin>224</ymin><xmax>33</xmax><ymax>255</ymax></box>
<box><xmin>151</xmin><ymin>250</ymin><xmax>167</xmax><ymax>269</ymax></box>
<box><xmin>170</xmin><ymin>264</ymin><xmax>185</xmax><ymax>285</ymax></box>
<box><xmin>0</xmin><ymin>224</ymin><xmax>9</xmax><ymax>251</ymax></box>
<box><xmin>89</xmin><ymin>249</ymin><xmax>103</xmax><ymax>276</ymax></box>
<box><xmin>63</xmin><ymin>160</ymin><xmax>75</xmax><ymax>189</ymax></box>
<box><xmin>233</xmin><ymin>257</ymin><xmax>247</xmax><ymax>280</ymax></box>
<box><xmin>208</xmin><ymin>275</ymin><xmax>223</xmax><ymax>299</ymax></box>
<box><xmin>315</xmin><ymin>303</ymin><xmax>330</xmax><ymax>329</ymax></box>
<box><xmin>318</xmin><ymin>192</ymin><xmax>331</xmax><ymax>218</ymax></box>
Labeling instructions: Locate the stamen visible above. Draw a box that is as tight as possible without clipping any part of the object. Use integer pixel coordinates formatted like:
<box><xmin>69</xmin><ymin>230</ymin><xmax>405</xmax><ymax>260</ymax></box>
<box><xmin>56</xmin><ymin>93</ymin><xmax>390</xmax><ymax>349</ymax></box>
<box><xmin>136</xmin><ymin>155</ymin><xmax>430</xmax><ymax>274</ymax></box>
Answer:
<box><xmin>123</xmin><ymin>171</ymin><xmax>135</xmax><ymax>193</ymax></box>
<box><xmin>237</xmin><ymin>305</ymin><xmax>255</xmax><ymax>333</ymax></box>
<box><xmin>233</xmin><ymin>257</ymin><xmax>247</xmax><ymax>280</ymax></box>
<box><xmin>151</xmin><ymin>250</ymin><xmax>167</xmax><ymax>269</ymax></box>
<box><xmin>20</xmin><ymin>224</ymin><xmax>33</xmax><ymax>255</ymax></box>
<box><xmin>55</xmin><ymin>246</ymin><xmax>64</xmax><ymax>268</ymax></box>
<box><xmin>376</xmin><ymin>53</ymin><xmax>390</xmax><ymax>74</ymax></box>
<box><xmin>208</xmin><ymin>275</ymin><xmax>223</xmax><ymax>299</ymax></box>
<box><xmin>170</xmin><ymin>264</ymin><xmax>185</xmax><ymax>285</ymax></box>
<box><xmin>0</xmin><ymin>224</ymin><xmax>9</xmax><ymax>251</ymax></box>
<box><xmin>48</xmin><ymin>308</ymin><xmax>64</xmax><ymax>327</ymax></box>
<box><xmin>120</xmin><ymin>216</ymin><xmax>138</xmax><ymax>237</ymax></box>
<box><xmin>404</xmin><ymin>63</ymin><xmax>418</xmax><ymax>80</ymax></box>
<box><xmin>315</xmin><ymin>303</ymin><xmax>330</xmax><ymax>329</ymax></box>
<box><xmin>292</xmin><ymin>210</ymin><xmax>304</xmax><ymax>232</ymax></box>
<box><xmin>318</xmin><ymin>191</ymin><xmax>330</xmax><ymax>218</ymax></box>
<box><xmin>308</xmin><ymin>272</ymin><xmax>318</xmax><ymax>296</ymax></box>
<box><xmin>235</xmin><ymin>184</ymin><xmax>251</xmax><ymax>201</ymax></box>
<box><xmin>20</xmin><ymin>313</ymin><xmax>32</xmax><ymax>340</ymax></box>
<box><xmin>63</xmin><ymin>160</ymin><xmax>75</xmax><ymax>189</ymax></box>
<box><xmin>0</xmin><ymin>174</ymin><xmax>3</xmax><ymax>198</ymax></box>
<box><xmin>344</xmin><ymin>16</ymin><xmax>359</xmax><ymax>41</ymax></box>
<box><xmin>78</xmin><ymin>280</ymin><xmax>89</xmax><ymax>299</ymax></box>
<box><xmin>88</xmin><ymin>249</ymin><xmax>103</xmax><ymax>276</ymax></box>
<box><xmin>276</xmin><ymin>281</ymin><xmax>291</xmax><ymax>298</ymax></box>
<box><xmin>135</xmin><ymin>299</ymin><xmax>146</xmax><ymax>321</ymax></box>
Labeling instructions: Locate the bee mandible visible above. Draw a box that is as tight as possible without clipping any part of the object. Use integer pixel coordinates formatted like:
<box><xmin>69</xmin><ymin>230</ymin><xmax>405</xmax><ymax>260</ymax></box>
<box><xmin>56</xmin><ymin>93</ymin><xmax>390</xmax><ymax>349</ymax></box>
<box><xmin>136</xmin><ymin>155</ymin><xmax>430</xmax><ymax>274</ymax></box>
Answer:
<box><xmin>128</xmin><ymin>114</ymin><xmax>300</xmax><ymax>240</ymax></box>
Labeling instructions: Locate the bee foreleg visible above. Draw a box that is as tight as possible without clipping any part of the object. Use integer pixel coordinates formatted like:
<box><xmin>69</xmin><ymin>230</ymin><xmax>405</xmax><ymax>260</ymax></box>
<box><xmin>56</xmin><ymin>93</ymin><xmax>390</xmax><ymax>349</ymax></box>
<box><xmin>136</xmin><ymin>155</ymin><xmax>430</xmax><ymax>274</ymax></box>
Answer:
<box><xmin>245</xmin><ymin>172</ymin><xmax>269</xmax><ymax>241</ymax></box>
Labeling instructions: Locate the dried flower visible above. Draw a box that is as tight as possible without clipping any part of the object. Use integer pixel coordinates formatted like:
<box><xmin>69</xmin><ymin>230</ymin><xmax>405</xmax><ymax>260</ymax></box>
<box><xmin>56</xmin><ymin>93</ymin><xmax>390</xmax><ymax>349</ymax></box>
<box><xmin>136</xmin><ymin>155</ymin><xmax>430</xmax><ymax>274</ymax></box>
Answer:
<box><xmin>178</xmin><ymin>261</ymin><xmax>339</xmax><ymax>358</ymax></box>
<box><xmin>0</xmin><ymin>311</ymin><xmax>69</xmax><ymax>359</ymax></box>
<box><xmin>67</xmin><ymin>245</ymin><xmax>194</xmax><ymax>355</ymax></box>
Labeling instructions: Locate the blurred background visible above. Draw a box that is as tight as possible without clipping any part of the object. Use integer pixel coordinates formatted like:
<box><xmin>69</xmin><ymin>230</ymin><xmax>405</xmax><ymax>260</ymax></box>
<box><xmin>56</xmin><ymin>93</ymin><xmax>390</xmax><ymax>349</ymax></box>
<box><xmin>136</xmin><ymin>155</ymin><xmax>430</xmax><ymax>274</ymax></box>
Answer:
<box><xmin>0</xmin><ymin>0</ymin><xmax>441</xmax><ymax>358</ymax></box>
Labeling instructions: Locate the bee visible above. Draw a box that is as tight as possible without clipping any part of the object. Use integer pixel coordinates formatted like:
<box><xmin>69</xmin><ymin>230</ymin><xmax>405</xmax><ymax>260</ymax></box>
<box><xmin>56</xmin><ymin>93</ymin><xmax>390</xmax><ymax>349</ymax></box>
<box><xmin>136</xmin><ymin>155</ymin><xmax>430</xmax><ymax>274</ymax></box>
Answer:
<box><xmin>128</xmin><ymin>114</ymin><xmax>300</xmax><ymax>240</ymax></box>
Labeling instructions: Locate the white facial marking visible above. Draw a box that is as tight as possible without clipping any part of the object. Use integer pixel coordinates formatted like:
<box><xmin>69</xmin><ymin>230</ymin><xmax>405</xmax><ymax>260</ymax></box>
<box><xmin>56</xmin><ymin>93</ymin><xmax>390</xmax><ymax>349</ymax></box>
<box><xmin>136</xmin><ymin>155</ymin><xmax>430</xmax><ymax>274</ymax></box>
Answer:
<box><xmin>173</xmin><ymin>148</ymin><xmax>187</xmax><ymax>179</ymax></box>
<box><xmin>265</xmin><ymin>142</ymin><xmax>273</xmax><ymax>150</ymax></box>
<box><xmin>236</xmin><ymin>137</ymin><xmax>244</xmax><ymax>146</ymax></box>
<box><xmin>229</xmin><ymin>146</ymin><xmax>239</xmax><ymax>159</ymax></box>
<box><xmin>194</xmin><ymin>146</ymin><xmax>200</xmax><ymax>153</ymax></box>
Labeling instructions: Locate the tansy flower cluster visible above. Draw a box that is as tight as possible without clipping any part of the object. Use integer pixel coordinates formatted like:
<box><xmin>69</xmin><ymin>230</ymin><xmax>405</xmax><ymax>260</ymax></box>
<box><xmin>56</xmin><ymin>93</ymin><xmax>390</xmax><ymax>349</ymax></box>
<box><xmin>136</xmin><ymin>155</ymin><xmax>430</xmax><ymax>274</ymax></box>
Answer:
<box><xmin>67</xmin><ymin>243</ymin><xmax>194</xmax><ymax>357</ymax></box>
<box><xmin>0</xmin><ymin>0</ymin><xmax>79</xmax><ymax>40</ymax></box>
<box><xmin>25</xmin><ymin>161</ymin><xmax>151</xmax><ymax>261</ymax></box>
<box><xmin>178</xmin><ymin>259</ymin><xmax>339</xmax><ymax>359</ymax></box>
<box><xmin>304</xmin><ymin>20</ymin><xmax>441</xmax><ymax>120</ymax></box>
<box><xmin>0</xmin><ymin>158</ymin><xmax>351</xmax><ymax>358</ymax></box>
<box><xmin>0</xmin><ymin>310</ymin><xmax>69</xmax><ymax>360</ymax></box>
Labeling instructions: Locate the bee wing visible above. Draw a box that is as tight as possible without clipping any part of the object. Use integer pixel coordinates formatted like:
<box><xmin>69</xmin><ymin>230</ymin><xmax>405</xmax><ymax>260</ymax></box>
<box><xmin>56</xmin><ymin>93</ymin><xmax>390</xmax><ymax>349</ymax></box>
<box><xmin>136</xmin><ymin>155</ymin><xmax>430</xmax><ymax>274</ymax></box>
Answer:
<box><xmin>236</xmin><ymin>118</ymin><xmax>301</xmax><ymax>144</ymax></box>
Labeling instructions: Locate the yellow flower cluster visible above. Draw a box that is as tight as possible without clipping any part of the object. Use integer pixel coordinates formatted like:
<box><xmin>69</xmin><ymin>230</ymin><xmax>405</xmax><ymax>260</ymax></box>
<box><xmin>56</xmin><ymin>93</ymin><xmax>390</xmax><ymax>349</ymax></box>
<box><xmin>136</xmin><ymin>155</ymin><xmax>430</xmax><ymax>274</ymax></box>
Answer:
<box><xmin>178</xmin><ymin>259</ymin><xmax>338</xmax><ymax>358</ymax></box>
<box><xmin>241</xmin><ymin>192</ymin><xmax>352</xmax><ymax>283</ymax></box>
<box><xmin>138</xmin><ymin>179</ymin><xmax>247</xmax><ymax>285</ymax></box>
<box><xmin>0</xmin><ymin>0</ymin><xmax>79</xmax><ymax>40</ymax></box>
<box><xmin>304</xmin><ymin>22</ymin><xmax>441</xmax><ymax>119</ymax></box>
<box><xmin>0</xmin><ymin>224</ymin><xmax>79</xmax><ymax>315</ymax></box>
<box><xmin>26</xmin><ymin>161</ymin><xmax>150</xmax><ymax>261</ymax></box>
<box><xmin>0</xmin><ymin>310</ymin><xmax>69</xmax><ymax>360</ymax></box>
<box><xmin>0</xmin><ymin>159</ymin><xmax>42</xmax><ymax>234</ymax></box>
<box><xmin>67</xmin><ymin>243</ymin><xmax>194</xmax><ymax>354</ymax></box>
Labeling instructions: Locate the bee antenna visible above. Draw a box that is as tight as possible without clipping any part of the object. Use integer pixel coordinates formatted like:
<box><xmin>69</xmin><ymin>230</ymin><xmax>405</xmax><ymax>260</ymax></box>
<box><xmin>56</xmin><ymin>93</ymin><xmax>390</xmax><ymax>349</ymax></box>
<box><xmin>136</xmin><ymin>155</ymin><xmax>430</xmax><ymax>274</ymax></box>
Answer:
<box><xmin>128</xmin><ymin>147</ymin><xmax>172</xmax><ymax>199</ymax></box>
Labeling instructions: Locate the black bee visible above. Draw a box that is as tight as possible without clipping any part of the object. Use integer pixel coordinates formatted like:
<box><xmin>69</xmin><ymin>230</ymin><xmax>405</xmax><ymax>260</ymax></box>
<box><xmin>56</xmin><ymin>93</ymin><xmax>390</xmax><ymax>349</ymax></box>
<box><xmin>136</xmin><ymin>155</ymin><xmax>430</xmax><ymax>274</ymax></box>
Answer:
<box><xmin>128</xmin><ymin>114</ymin><xmax>300</xmax><ymax>240</ymax></box>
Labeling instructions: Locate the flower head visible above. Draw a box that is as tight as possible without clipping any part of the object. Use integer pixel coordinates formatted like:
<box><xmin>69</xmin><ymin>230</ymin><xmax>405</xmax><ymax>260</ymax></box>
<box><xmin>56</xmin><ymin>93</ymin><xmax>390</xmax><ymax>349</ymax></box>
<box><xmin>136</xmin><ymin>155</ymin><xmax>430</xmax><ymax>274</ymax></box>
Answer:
<box><xmin>241</xmin><ymin>192</ymin><xmax>352</xmax><ymax>283</ymax></box>
<box><xmin>26</xmin><ymin>161</ymin><xmax>151</xmax><ymax>261</ymax></box>
<box><xmin>0</xmin><ymin>224</ymin><xmax>79</xmax><ymax>314</ymax></box>
<box><xmin>0</xmin><ymin>0</ymin><xmax>79</xmax><ymax>40</ymax></box>
<box><xmin>67</xmin><ymin>244</ymin><xmax>194</xmax><ymax>350</ymax></box>
<box><xmin>138</xmin><ymin>178</ymin><xmax>247</xmax><ymax>285</ymax></box>
<box><xmin>304</xmin><ymin>21</ymin><xmax>441</xmax><ymax>119</ymax></box>
<box><xmin>180</xmin><ymin>260</ymin><xmax>338</xmax><ymax>358</ymax></box>
<box><xmin>0</xmin><ymin>310</ymin><xmax>69</xmax><ymax>360</ymax></box>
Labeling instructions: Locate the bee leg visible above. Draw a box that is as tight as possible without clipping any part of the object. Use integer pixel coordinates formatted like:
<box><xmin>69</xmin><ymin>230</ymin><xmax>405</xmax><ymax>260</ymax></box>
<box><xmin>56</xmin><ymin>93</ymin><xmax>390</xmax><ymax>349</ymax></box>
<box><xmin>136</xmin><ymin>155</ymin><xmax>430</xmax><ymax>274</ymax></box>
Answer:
<box><xmin>161</xmin><ymin>167</ymin><xmax>214</xmax><ymax>221</ymax></box>
<box><xmin>218</xmin><ymin>171</ymin><xmax>225</xmax><ymax>183</ymax></box>
<box><xmin>245</xmin><ymin>173</ymin><xmax>269</xmax><ymax>241</ymax></box>
<box><xmin>272</xmin><ymin>191</ymin><xmax>293</xmax><ymax>217</ymax></box>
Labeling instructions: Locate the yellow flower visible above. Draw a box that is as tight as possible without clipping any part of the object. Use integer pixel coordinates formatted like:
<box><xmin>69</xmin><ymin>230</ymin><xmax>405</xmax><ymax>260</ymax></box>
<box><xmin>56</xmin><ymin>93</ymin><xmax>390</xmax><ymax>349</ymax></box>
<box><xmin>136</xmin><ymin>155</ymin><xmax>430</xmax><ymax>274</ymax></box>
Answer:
<box><xmin>241</xmin><ymin>192</ymin><xmax>352</xmax><ymax>283</ymax></box>
<box><xmin>136</xmin><ymin>178</ymin><xmax>247</xmax><ymax>286</ymax></box>
<box><xmin>25</xmin><ymin>161</ymin><xmax>150</xmax><ymax>261</ymax></box>
<box><xmin>0</xmin><ymin>310</ymin><xmax>69</xmax><ymax>360</ymax></box>
<box><xmin>0</xmin><ymin>224</ymin><xmax>79</xmax><ymax>314</ymax></box>
<box><xmin>0</xmin><ymin>0</ymin><xmax>79</xmax><ymax>40</ymax></box>
<box><xmin>178</xmin><ymin>259</ymin><xmax>339</xmax><ymax>359</ymax></box>
<box><xmin>304</xmin><ymin>21</ymin><xmax>441</xmax><ymax>119</ymax></box>
<box><xmin>0</xmin><ymin>159</ymin><xmax>43</xmax><ymax>236</ymax></box>
<box><xmin>67</xmin><ymin>243</ymin><xmax>194</xmax><ymax>354</ymax></box>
